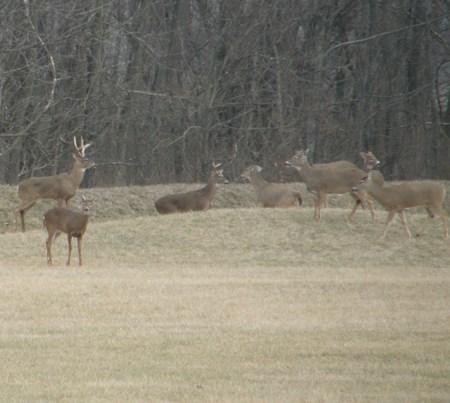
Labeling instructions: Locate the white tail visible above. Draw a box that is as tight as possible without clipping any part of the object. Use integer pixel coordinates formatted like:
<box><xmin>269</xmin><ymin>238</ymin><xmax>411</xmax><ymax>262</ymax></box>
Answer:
<box><xmin>14</xmin><ymin>136</ymin><xmax>94</xmax><ymax>232</ymax></box>
<box><xmin>285</xmin><ymin>149</ymin><xmax>368</xmax><ymax>222</ymax></box>
<box><xmin>43</xmin><ymin>195</ymin><xmax>94</xmax><ymax>266</ymax></box>
<box><xmin>155</xmin><ymin>162</ymin><xmax>227</xmax><ymax>214</ymax></box>
<box><xmin>354</xmin><ymin>172</ymin><xmax>448</xmax><ymax>240</ymax></box>
<box><xmin>240</xmin><ymin>165</ymin><xmax>302</xmax><ymax>208</ymax></box>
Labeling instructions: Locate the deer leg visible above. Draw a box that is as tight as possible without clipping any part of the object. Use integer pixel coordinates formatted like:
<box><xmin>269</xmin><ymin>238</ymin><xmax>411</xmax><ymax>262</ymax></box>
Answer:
<box><xmin>14</xmin><ymin>201</ymin><xmax>36</xmax><ymax>232</ymax></box>
<box><xmin>398</xmin><ymin>210</ymin><xmax>412</xmax><ymax>239</ymax></box>
<box><xmin>347</xmin><ymin>193</ymin><xmax>363</xmax><ymax>222</ymax></box>
<box><xmin>77</xmin><ymin>236</ymin><xmax>83</xmax><ymax>266</ymax></box>
<box><xmin>366</xmin><ymin>195</ymin><xmax>376</xmax><ymax>222</ymax></box>
<box><xmin>46</xmin><ymin>234</ymin><xmax>53</xmax><ymax>266</ymax></box>
<box><xmin>415</xmin><ymin>208</ymin><xmax>434</xmax><ymax>238</ymax></box>
<box><xmin>67</xmin><ymin>234</ymin><xmax>72</xmax><ymax>266</ymax></box>
<box><xmin>312</xmin><ymin>194</ymin><xmax>319</xmax><ymax>221</ymax></box>
<box><xmin>315</xmin><ymin>193</ymin><xmax>324</xmax><ymax>222</ymax></box>
<box><xmin>379</xmin><ymin>210</ymin><xmax>397</xmax><ymax>241</ymax></box>
<box><xmin>436</xmin><ymin>208</ymin><xmax>449</xmax><ymax>240</ymax></box>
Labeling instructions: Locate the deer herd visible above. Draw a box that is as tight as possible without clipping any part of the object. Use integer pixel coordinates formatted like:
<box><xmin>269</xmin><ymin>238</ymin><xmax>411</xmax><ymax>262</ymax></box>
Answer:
<box><xmin>11</xmin><ymin>137</ymin><xmax>448</xmax><ymax>266</ymax></box>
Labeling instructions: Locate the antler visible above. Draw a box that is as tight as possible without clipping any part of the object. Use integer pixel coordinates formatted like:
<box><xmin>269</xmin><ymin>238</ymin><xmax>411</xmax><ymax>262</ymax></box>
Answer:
<box><xmin>73</xmin><ymin>136</ymin><xmax>92</xmax><ymax>158</ymax></box>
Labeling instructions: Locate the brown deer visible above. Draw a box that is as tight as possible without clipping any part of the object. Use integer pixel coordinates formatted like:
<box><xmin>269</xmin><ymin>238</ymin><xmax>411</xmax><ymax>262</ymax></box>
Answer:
<box><xmin>353</xmin><ymin>172</ymin><xmax>448</xmax><ymax>241</ymax></box>
<box><xmin>291</xmin><ymin>149</ymin><xmax>378</xmax><ymax>214</ymax></box>
<box><xmin>346</xmin><ymin>151</ymin><xmax>383</xmax><ymax>221</ymax></box>
<box><xmin>14</xmin><ymin>137</ymin><xmax>94</xmax><ymax>232</ymax></box>
<box><xmin>240</xmin><ymin>165</ymin><xmax>302</xmax><ymax>208</ymax></box>
<box><xmin>285</xmin><ymin>149</ymin><xmax>368</xmax><ymax>222</ymax></box>
<box><xmin>155</xmin><ymin>162</ymin><xmax>226</xmax><ymax>214</ymax></box>
<box><xmin>347</xmin><ymin>151</ymin><xmax>383</xmax><ymax>220</ymax></box>
<box><xmin>43</xmin><ymin>195</ymin><xmax>94</xmax><ymax>266</ymax></box>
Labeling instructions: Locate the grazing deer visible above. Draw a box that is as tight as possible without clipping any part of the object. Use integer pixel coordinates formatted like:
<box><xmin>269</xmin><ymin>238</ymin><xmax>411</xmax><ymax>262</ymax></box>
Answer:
<box><xmin>43</xmin><ymin>195</ymin><xmax>94</xmax><ymax>266</ymax></box>
<box><xmin>353</xmin><ymin>172</ymin><xmax>448</xmax><ymax>241</ymax></box>
<box><xmin>285</xmin><ymin>149</ymin><xmax>368</xmax><ymax>222</ymax></box>
<box><xmin>240</xmin><ymin>165</ymin><xmax>302</xmax><ymax>208</ymax></box>
<box><xmin>14</xmin><ymin>137</ymin><xmax>94</xmax><ymax>232</ymax></box>
<box><xmin>155</xmin><ymin>162</ymin><xmax>226</xmax><ymax>214</ymax></box>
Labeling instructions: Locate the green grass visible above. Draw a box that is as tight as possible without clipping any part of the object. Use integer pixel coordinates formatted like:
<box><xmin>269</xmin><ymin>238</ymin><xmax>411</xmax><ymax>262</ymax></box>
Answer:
<box><xmin>0</xmin><ymin>182</ymin><xmax>449</xmax><ymax>401</ymax></box>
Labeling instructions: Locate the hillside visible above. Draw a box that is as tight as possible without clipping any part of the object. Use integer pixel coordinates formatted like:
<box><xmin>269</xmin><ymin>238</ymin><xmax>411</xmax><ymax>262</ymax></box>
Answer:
<box><xmin>2</xmin><ymin>180</ymin><xmax>450</xmax><ymax>234</ymax></box>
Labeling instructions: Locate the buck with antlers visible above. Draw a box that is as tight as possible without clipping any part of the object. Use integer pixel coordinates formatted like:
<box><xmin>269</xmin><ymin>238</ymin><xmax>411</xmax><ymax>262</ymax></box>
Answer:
<box><xmin>285</xmin><ymin>149</ymin><xmax>370</xmax><ymax>222</ymax></box>
<box><xmin>13</xmin><ymin>137</ymin><xmax>94</xmax><ymax>232</ymax></box>
<box><xmin>353</xmin><ymin>172</ymin><xmax>448</xmax><ymax>241</ymax></box>
<box><xmin>240</xmin><ymin>165</ymin><xmax>302</xmax><ymax>208</ymax></box>
<box><xmin>155</xmin><ymin>162</ymin><xmax>227</xmax><ymax>214</ymax></box>
<box><xmin>43</xmin><ymin>195</ymin><xmax>94</xmax><ymax>266</ymax></box>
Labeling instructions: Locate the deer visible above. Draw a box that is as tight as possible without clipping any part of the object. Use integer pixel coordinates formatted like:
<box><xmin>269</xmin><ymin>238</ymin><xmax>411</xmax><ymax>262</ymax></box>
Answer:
<box><xmin>239</xmin><ymin>165</ymin><xmax>302</xmax><ymax>208</ymax></box>
<box><xmin>353</xmin><ymin>172</ymin><xmax>448</xmax><ymax>241</ymax></box>
<box><xmin>43</xmin><ymin>195</ymin><xmax>94</xmax><ymax>266</ymax></box>
<box><xmin>349</xmin><ymin>151</ymin><xmax>383</xmax><ymax>221</ymax></box>
<box><xmin>154</xmin><ymin>162</ymin><xmax>227</xmax><ymax>214</ymax></box>
<box><xmin>290</xmin><ymin>150</ymin><xmax>379</xmax><ymax>217</ymax></box>
<box><xmin>285</xmin><ymin>149</ymin><xmax>369</xmax><ymax>222</ymax></box>
<box><xmin>342</xmin><ymin>151</ymin><xmax>383</xmax><ymax>221</ymax></box>
<box><xmin>13</xmin><ymin>136</ymin><xmax>94</xmax><ymax>232</ymax></box>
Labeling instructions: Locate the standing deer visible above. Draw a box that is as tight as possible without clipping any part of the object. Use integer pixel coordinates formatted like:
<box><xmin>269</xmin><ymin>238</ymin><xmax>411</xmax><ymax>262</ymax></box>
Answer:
<box><xmin>285</xmin><ymin>149</ymin><xmax>368</xmax><ymax>222</ymax></box>
<box><xmin>291</xmin><ymin>149</ymin><xmax>379</xmax><ymax>217</ymax></box>
<box><xmin>349</xmin><ymin>151</ymin><xmax>383</xmax><ymax>221</ymax></box>
<box><xmin>343</xmin><ymin>151</ymin><xmax>383</xmax><ymax>221</ymax></box>
<box><xmin>353</xmin><ymin>172</ymin><xmax>448</xmax><ymax>240</ymax></box>
<box><xmin>240</xmin><ymin>165</ymin><xmax>302</xmax><ymax>208</ymax></box>
<box><xmin>43</xmin><ymin>195</ymin><xmax>94</xmax><ymax>266</ymax></box>
<box><xmin>155</xmin><ymin>162</ymin><xmax>226</xmax><ymax>214</ymax></box>
<box><xmin>14</xmin><ymin>137</ymin><xmax>94</xmax><ymax>232</ymax></box>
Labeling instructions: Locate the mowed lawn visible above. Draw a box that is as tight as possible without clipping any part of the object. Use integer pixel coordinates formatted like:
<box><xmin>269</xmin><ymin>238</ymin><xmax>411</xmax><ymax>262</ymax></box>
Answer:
<box><xmin>0</xmin><ymin>206</ymin><xmax>449</xmax><ymax>401</ymax></box>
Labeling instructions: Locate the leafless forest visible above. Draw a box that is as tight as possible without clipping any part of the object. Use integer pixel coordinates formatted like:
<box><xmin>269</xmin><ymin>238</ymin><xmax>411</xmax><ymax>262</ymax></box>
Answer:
<box><xmin>0</xmin><ymin>0</ymin><xmax>449</xmax><ymax>187</ymax></box>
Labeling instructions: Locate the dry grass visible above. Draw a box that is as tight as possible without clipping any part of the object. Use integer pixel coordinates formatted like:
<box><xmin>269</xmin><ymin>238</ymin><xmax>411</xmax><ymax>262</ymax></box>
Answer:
<box><xmin>0</xmin><ymin>183</ymin><xmax>449</xmax><ymax>401</ymax></box>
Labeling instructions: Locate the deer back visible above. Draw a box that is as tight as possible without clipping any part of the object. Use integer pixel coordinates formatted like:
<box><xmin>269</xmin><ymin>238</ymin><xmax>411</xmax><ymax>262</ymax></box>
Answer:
<box><xmin>155</xmin><ymin>165</ymin><xmax>225</xmax><ymax>214</ymax></box>
<box><xmin>43</xmin><ymin>195</ymin><xmax>93</xmax><ymax>235</ymax></box>
<box><xmin>365</xmin><ymin>178</ymin><xmax>445</xmax><ymax>210</ymax></box>
<box><xmin>43</xmin><ymin>207</ymin><xmax>89</xmax><ymax>235</ymax></box>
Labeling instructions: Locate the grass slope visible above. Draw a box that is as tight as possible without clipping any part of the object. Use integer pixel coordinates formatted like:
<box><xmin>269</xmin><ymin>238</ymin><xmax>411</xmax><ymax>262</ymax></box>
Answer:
<box><xmin>0</xmin><ymin>182</ymin><xmax>449</xmax><ymax>401</ymax></box>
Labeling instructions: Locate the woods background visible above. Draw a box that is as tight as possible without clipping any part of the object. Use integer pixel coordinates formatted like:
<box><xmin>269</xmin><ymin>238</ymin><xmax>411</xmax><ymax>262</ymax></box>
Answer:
<box><xmin>0</xmin><ymin>0</ymin><xmax>449</xmax><ymax>187</ymax></box>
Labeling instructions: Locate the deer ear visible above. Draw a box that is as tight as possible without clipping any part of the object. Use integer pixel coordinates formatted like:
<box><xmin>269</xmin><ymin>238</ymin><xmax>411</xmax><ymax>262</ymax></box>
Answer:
<box><xmin>360</xmin><ymin>152</ymin><xmax>366</xmax><ymax>158</ymax></box>
<box><xmin>81</xmin><ymin>195</ymin><xmax>86</xmax><ymax>201</ymax></box>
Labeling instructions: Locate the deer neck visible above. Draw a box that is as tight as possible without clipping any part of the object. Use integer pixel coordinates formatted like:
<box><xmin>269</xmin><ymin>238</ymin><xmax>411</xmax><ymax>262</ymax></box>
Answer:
<box><xmin>296</xmin><ymin>160</ymin><xmax>315</xmax><ymax>178</ymax></box>
<box><xmin>365</xmin><ymin>180</ymin><xmax>388</xmax><ymax>203</ymax></box>
<box><xmin>203</xmin><ymin>173</ymin><xmax>218</xmax><ymax>197</ymax></box>
<box><xmin>68</xmin><ymin>159</ymin><xmax>87</xmax><ymax>187</ymax></box>
<box><xmin>249</xmin><ymin>170</ymin><xmax>268</xmax><ymax>189</ymax></box>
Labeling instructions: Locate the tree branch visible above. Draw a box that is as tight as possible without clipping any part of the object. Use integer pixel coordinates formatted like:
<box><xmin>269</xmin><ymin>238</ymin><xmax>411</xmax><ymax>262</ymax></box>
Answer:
<box><xmin>0</xmin><ymin>1</ymin><xmax>57</xmax><ymax>139</ymax></box>
<box><xmin>327</xmin><ymin>15</ymin><xmax>449</xmax><ymax>54</ymax></box>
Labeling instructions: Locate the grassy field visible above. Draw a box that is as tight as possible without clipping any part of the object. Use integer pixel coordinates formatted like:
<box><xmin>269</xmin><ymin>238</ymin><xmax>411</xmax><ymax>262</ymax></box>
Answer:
<box><xmin>0</xmin><ymin>182</ymin><xmax>449</xmax><ymax>401</ymax></box>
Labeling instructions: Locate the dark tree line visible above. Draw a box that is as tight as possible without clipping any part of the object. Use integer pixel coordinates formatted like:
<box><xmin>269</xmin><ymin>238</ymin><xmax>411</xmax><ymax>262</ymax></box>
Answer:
<box><xmin>0</xmin><ymin>0</ymin><xmax>449</xmax><ymax>187</ymax></box>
